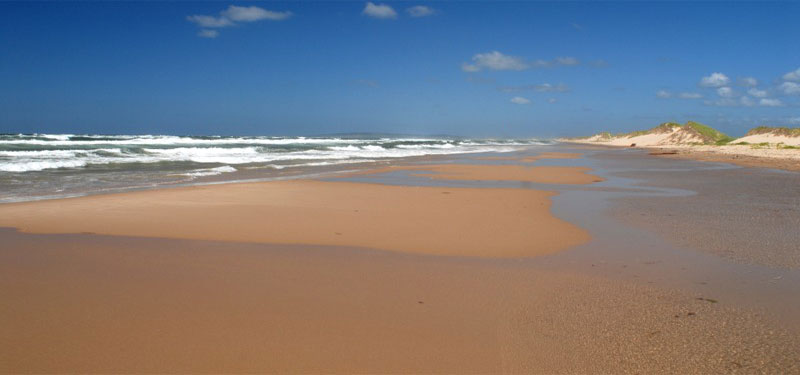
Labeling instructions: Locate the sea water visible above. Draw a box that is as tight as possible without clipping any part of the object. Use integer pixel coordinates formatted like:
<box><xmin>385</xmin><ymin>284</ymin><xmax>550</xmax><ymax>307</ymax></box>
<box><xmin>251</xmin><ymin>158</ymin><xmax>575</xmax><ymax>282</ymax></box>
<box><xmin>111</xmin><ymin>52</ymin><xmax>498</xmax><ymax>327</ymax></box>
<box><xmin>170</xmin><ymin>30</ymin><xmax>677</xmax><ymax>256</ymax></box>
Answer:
<box><xmin>0</xmin><ymin>134</ymin><xmax>549</xmax><ymax>202</ymax></box>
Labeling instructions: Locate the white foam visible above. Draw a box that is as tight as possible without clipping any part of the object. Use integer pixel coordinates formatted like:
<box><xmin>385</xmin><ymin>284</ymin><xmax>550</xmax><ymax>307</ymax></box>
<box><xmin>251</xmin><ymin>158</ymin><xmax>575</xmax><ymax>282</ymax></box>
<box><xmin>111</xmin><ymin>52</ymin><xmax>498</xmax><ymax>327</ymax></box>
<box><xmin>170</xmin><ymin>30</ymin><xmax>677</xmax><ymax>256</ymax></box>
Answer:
<box><xmin>0</xmin><ymin>135</ymin><xmax>551</xmax><ymax>172</ymax></box>
<box><xmin>183</xmin><ymin>166</ymin><xmax>238</xmax><ymax>177</ymax></box>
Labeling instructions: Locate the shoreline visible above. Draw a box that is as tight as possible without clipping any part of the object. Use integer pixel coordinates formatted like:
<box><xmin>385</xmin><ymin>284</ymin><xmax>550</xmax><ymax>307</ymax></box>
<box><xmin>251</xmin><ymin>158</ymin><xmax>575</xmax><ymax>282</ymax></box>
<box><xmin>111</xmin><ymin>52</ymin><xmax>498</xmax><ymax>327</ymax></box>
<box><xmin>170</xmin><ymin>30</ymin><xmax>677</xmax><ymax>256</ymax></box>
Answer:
<box><xmin>0</xmin><ymin>157</ymin><xmax>601</xmax><ymax>257</ymax></box>
<box><xmin>0</xmin><ymin>148</ymin><xmax>543</xmax><ymax>205</ymax></box>
<box><xmin>3</xmin><ymin>145</ymin><xmax>800</xmax><ymax>372</ymax></box>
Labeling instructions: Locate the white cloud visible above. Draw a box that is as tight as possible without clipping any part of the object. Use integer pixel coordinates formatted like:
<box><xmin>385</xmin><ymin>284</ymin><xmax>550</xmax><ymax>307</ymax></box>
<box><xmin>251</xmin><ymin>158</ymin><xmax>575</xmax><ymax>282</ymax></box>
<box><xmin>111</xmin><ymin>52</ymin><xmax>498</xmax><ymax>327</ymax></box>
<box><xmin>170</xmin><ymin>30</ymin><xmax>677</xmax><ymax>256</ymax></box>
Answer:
<box><xmin>656</xmin><ymin>90</ymin><xmax>672</xmax><ymax>98</ymax></box>
<box><xmin>363</xmin><ymin>2</ymin><xmax>397</xmax><ymax>19</ymax></box>
<box><xmin>678</xmin><ymin>92</ymin><xmax>702</xmax><ymax>99</ymax></box>
<box><xmin>717</xmin><ymin>87</ymin><xmax>736</xmax><ymax>98</ymax></box>
<box><xmin>406</xmin><ymin>5</ymin><xmax>435</xmax><ymax>17</ymax></box>
<box><xmin>747</xmin><ymin>88</ymin><xmax>768</xmax><ymax>98</ymax></box>
<box><xmin>197</xmin><ymin>29</ymin><xmax>220</xmax><ymax>38</ymax></box>
<box><xmin>780</xmin><ymin>81</ymin><xmax>800</xmax><ymax>95</ymax></box>
<box><xmin>460</xmin><ymin>53</ymin><xmax>586</xmax><ymax>72</ymax></box>
<box><xmin>739</xmin><ymin>77</ymin><xmax>758</xmax><ymax>87</ymax></box>
<box><xmin>782</xmin><ymin>67</ymin><xmax>800</xmax><ymax>81</ymax></box>
<box><xmin>187</xmin><ymin>5</ymin><xmax>291</xmax><ymax>37</ymax></box>
<box><xmin>555</xmin><ymin>57</ymin><xmax>579</xmax><ymax>66</ymax></box>
<box><xmin>187</xmin><ymin>14</ymin><xmax>234</xmax><ymax>28</ymax></box>
<box><xmin>760</xmin><ymin>98</ymin><xmax>784</xmax><ymax>107</ymax></box>
<box><xmin>465</xmin><ymin>51</ymin><xmax>528</xmax><ymax>71</ymax></box>
<box><xmin>510</xmin><ymin>96</ymin><xmax>531</xmax><ymax>105</ymax></box>
<box><xmin>699</xmin><ymin>72</ymin><xmax>731</xmax><ymax>87</ymax></box>
<box><xmin>222</xmin><ymin>5</ymin><xmax>292</xmax><ymax>22</ymax></box>
<box><xmin>740</xmin><ymin>96</ymin><xmax>755</xmax><ymax>107</ymax></box>
<box><xmin>548</xmin><ymin>98</ymin><xmax>558</xmax><ymax>103</ymax></box>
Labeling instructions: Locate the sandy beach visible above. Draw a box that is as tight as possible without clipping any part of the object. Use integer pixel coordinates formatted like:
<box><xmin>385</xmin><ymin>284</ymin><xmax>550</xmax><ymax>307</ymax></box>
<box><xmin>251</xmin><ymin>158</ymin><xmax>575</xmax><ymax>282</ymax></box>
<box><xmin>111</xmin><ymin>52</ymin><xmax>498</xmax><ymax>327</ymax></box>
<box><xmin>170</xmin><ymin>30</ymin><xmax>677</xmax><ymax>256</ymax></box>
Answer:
<box><xmin>2</xmin><ymin>147</ymin><xmax>800</xmax><ymax>373</ymax></box>
<box><xmin>0</xmin><ymin>176</ymin><xmax>593</xmax><ymax>258</ymax></box>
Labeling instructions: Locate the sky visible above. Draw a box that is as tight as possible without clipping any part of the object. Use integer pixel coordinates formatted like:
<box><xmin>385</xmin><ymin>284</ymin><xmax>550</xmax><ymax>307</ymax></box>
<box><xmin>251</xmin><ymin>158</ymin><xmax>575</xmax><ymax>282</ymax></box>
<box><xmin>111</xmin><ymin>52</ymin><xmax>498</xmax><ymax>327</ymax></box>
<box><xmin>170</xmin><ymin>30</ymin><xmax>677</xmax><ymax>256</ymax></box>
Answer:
<box><xmin>1</xmin><ymin>1</ymin><xmax>799</xmax><ymax>137</ymax></box>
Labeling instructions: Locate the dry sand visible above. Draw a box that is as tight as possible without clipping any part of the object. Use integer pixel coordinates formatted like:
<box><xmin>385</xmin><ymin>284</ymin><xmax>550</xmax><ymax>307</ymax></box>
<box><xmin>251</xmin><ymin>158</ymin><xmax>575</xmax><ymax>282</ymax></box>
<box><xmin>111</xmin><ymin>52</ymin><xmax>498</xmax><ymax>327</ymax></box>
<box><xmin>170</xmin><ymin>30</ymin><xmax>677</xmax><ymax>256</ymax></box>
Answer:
<box><xmin>0</xmin><ymin>179</ymin><xmax>589</xmax><ymax>258</ymax></box>
<box><xmin>564</xmin><ymin>140</ymin><xmax>800</xmax><ymax>172</ymax></box>
<box><xmin>650</xmin><ymin>145</ymin><xmax>800</xmax><ymax>171</ymax></box>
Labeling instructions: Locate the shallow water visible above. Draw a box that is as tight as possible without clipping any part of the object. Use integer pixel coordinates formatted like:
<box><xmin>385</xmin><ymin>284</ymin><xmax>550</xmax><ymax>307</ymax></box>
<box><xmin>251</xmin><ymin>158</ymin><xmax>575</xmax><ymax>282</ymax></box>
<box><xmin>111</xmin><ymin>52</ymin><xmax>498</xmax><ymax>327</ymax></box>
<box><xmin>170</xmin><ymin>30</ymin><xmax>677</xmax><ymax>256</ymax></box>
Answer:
<box><xmin>335</xmin><ymin>144</ymin><xmax>800</xmax><ymax>332</ymax></box>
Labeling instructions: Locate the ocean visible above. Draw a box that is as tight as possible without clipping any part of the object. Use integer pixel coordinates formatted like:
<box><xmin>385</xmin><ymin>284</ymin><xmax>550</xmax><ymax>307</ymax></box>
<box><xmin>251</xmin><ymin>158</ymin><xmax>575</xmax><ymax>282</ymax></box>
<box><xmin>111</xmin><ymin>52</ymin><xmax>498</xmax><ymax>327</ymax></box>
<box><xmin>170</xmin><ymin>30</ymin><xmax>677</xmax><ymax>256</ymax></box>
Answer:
<box><xmin>0</xmin><ymin>134</ymin><xmax>550</xmax><ymax>202</ymax></box>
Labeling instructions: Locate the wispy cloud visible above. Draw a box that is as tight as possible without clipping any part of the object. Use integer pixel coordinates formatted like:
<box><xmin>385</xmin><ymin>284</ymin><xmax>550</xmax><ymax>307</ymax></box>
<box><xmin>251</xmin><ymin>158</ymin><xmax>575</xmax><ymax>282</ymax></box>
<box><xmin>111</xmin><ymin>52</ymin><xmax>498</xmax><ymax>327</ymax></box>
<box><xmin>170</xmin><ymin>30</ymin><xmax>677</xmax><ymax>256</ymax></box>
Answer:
<box><xmin>716</xmin><ymin>87</ymin><xmax>736</xmax><ymax>98</ymax></box>
<box><xmin>462</xmin><ymin>51</ymin><xmax>528</xmax><ymax>72</ymax></box>
<box><xmin>406</xmin><ymin>5</ymin><xmax>435</xmax><ymax>17</ymax></box>
<box><xmin>590</xmin><ymin>59</ymin><xmax>609</xmax><ymax>68</ymax></box>
<box><xmin>699</xmin><ymin>72</ymin><xmax>731</xmax><ymax>88</ymax></box>
<box><xmin>555</xmin><ymin>57</ymin><xmax>579</xmax><ymax>66</ymax></box>
<box><xmin>656</xmin><ymin>90</ymin><xmax>672</xmax><ymax>99</ymax></box>
<box><xmin>197</xmin><ymin>29</ymin><xmax>220</xmax><ymax>38</ymax></box>
<box><xmin>187</xmin><ymin>14</ymin><xmax>234</xmax><ymax>28</ymax></box>
<box><xmin>498</xmin><ymin>83</ymin><xmax>570</xmax><ymax>93</ymax></box>
<box><xmin>678</xmin><ymin>92</ymin><xmax>702</xmax><ymax>99</ymax></box>
<box><xmin>747</xmin><ymin>88</ymin><xmax>768</xmax><ymax>98</ymax></box>
<box><xmin>187</xmin><ymin>5</ymin><xmax>291</xmax><ymax>37</ymax></box>
<box><xmin>363</xmin><ymin>2</ymin><xmax>397</xmax><ymax>19</ymax></box>
<box><xmin>510</xmin><ymin>96</ymin><xmax>531</xmax><ymax>105</ymax></box>
<box><xmin>738</xmin><ymin>77</ymin><xmax>758</xmax><ymax>87</ymax></box>
<box><xmin>461</xmin><ymin>51</ymin><xmax>582</xmax><ymax>72</ymax></box>
<box><xmin>222</xmin><ymin>5</ymin><xmax>292</xmax><ymax>21</ymax></box>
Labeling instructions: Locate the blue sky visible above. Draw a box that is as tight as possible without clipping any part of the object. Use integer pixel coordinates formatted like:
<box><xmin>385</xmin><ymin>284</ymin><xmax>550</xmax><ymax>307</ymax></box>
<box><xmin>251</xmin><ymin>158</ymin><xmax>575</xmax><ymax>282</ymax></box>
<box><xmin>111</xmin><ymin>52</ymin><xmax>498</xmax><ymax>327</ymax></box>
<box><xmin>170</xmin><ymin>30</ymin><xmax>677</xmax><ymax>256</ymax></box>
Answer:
<box><xmin>1</xmin><ymin>1</ymin><xmax>799</xmax><ymax>137</ymax></box>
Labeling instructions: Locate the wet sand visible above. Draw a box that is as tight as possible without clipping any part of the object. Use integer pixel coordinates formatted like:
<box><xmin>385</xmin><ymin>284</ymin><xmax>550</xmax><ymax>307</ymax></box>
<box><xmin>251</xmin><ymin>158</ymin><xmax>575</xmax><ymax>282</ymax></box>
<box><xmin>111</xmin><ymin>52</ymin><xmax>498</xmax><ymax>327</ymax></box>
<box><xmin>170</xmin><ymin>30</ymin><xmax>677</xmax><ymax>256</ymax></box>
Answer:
<box><xmin>352</xmin><ymin>163</ymin><xmax>602</xmax><ymax>184</ymax></box>
<box><xmin>2</xmin><ymin>229</ymin><xmax>798</xmax><ymax>373</ymax></box>
<box><xmin>2</xmin><ymin>147</ymin><xmax>800</xmax><ymax>373</ymax></box>
<box><xmin>604</xmin><ymin>150</ymin><xmax>800</xmax><ymax>269</ymax></box>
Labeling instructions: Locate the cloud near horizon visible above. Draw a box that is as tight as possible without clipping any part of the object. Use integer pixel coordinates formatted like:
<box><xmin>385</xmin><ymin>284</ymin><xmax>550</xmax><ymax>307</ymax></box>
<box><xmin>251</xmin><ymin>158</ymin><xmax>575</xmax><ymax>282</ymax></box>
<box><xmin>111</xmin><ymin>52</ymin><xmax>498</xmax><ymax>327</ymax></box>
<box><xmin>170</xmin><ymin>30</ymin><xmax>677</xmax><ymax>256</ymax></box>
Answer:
<box><xmin>363</xmin><ymin>2</ymin><xmax>398</xmax><ymax>19</ymax></box>
<box><xmin>187</xmin><ymin>5</ymin><xmax>291</xmax><ymax>37</ymax></box>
